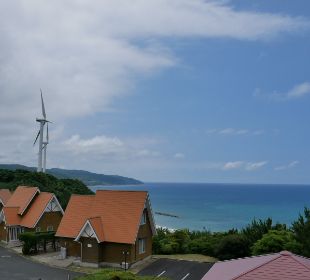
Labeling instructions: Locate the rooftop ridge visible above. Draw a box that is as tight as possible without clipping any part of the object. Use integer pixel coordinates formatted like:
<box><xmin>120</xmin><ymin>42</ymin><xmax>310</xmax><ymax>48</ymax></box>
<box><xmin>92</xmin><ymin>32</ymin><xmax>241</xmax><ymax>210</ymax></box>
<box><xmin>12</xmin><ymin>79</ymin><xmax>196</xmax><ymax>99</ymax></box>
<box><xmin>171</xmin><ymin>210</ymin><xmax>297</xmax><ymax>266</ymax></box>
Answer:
<box><xmin>290</xmin><ymin>253</ymin><xmax>310</xmax><ymax>270</ymax></box>
<box><xmin>231</xmin><ymin>254</ymin><xmax>282</xmax><ymax>280</ymax></box>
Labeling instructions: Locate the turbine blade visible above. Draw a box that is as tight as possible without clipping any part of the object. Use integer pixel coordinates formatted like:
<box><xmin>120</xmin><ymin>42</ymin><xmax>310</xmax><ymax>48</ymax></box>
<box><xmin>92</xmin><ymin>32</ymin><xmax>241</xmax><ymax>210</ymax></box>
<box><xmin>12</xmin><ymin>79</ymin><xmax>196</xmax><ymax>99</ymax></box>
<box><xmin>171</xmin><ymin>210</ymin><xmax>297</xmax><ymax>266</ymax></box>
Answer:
<box><xmin>33</xmin><ymin>130</ymin><xmax>40</xmax><ymax>146</ymax></box>
<box><xmin>40</xmin><ymin>89</ymin><xmax>46</xmax><ymax>119</ymax></box>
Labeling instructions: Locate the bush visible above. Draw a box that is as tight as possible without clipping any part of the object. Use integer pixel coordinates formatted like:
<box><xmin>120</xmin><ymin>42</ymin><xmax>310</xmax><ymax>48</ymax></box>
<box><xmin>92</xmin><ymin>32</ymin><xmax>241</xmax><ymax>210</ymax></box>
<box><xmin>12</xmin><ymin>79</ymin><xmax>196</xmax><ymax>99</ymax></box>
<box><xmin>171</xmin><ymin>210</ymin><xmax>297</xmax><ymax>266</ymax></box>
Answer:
<box><xmin>19</xmin><ymin>231</ymin><xmax>55</xmax><ymax>255</ymax></box>
<box><xmin>0</xmin><ymin>169</ymin><xmax>93</xmax><ymax>208</ymax></box>
<box><xmin>215</xmin><ymin>234</ymin><xmax>249</xmax><ymax>260</ymax></box>
<box><xmin>292</xmin><ymin>207</ymin><xmax>310</xmax><ymax>257</ymax></box>
<box><xmin>251</xmin><ymin>230</ymin><xmax>300</xmax><ymax>255</ymax></box>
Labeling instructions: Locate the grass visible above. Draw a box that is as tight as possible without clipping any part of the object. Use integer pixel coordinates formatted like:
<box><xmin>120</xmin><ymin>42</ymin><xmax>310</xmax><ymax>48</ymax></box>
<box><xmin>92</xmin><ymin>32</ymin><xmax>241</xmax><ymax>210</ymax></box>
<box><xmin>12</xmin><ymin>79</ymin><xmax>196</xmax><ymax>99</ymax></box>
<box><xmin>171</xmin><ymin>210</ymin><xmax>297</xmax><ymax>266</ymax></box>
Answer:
<box><xmin>76</xmin><ymin>268</ymin><xmax>168</xmax><ymax>280</ymax></box>
<box><xmin>153</xmin><ymin>254</ymin><xmax>217</xmax><ymax>262</ymax></box>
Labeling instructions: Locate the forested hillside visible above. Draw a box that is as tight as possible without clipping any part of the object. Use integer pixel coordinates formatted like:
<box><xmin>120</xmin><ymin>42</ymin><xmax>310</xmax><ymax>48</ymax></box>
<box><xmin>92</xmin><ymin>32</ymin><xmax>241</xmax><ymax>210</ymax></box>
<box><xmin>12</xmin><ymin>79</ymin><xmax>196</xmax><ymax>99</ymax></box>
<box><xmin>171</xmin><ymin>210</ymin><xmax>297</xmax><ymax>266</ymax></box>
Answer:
<box><xmin>0</xmin><ymin>164</ymin><xmax>142</xmax><ymax>186</ymax></box>
<box><xmin>0</xmin><ymin>169</ymin><xmax>93</xmax><ymax>208</ymax></box>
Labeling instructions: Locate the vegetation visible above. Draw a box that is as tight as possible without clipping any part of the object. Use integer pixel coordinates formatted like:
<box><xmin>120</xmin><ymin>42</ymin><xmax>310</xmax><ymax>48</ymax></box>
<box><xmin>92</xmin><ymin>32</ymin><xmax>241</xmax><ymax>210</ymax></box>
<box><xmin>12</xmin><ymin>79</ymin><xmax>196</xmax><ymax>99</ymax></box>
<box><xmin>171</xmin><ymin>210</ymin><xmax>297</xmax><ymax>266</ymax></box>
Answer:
<box><xmin>0</xmin><ymin>169</ymin><xmax>93</xmax><ymax>208</ymax></box>
<box><xmin>0</xmin><ymin>164</ymin><xmax>142</xmax><ymax>186</ymax></box>
<box><xmin>19</xmin><ymin>231</ymin><xmax>56</xmax><ymax>255</ymax></box>
<box><xmin>76</xmin><ymin>269</ymin><xmax>167</xmax><ymax>280</ymax></box>
<box><xmin>251</xmin><ymin>230</ymin><xmax>300</xmax><ymax>255</ymax></box>
<box><xmin>153</xmin><ymin>207</ymin><xmax>310</xmax><ymax>260</ymax></box>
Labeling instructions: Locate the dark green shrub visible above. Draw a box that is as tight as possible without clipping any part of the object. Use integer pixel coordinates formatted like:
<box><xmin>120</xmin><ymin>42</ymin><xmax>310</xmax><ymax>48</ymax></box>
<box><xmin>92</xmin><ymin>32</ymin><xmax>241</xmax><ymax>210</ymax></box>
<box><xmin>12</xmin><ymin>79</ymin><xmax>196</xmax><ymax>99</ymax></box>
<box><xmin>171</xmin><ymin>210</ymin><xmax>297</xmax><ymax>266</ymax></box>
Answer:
<box><xmin>215</xmin><ymin>234</ymin><xmax>249</xmax><ymax>260</ymax></box>
<box><xmin>19</xmin><ymin>231</ymin><xmax>55</xmax><ymax>255</ymax></box>
<box><xmin>292</xmin><ymin>207</ymin><xmax>310</xmax><ymax>257</ymax></box>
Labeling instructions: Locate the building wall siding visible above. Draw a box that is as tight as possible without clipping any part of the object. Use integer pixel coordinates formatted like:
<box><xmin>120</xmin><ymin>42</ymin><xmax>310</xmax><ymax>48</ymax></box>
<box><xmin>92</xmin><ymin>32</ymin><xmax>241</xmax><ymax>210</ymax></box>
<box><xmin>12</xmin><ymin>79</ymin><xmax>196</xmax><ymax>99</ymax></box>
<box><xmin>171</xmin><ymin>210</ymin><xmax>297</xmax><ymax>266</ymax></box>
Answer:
<box><xmin>133</xmin><ymin>209</ymin><xmax>153</xmax><ymax>262</ymax></box>
<box><xmin>81</xmin><ymin>237</ymin><xmax>99</xmax><ymax>263</ymax></box>
<box><xmin>36</xmin><ymin>211</ymin><xmax>63</xmax><ymax>232</ymax></box>
<box><xmin>58</xmin><ymin>237</ymin><xmax>81</xmax><ymax>257</ymax></box>
<box><xmin>100</xmin><ymin>242</ymin><xmax>133</xmax><ymax>264</ymax></box>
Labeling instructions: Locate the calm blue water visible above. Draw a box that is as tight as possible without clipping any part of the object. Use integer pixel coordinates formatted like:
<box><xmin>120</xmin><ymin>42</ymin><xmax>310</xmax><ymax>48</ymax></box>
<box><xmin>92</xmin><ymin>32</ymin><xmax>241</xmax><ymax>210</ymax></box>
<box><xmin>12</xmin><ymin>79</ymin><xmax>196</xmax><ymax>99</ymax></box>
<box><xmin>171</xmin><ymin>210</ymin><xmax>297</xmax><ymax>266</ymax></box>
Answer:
<box><xmin>90</xmin><ymin>183</ymin><xmax>310</xmax><ymax>232</ymax></box>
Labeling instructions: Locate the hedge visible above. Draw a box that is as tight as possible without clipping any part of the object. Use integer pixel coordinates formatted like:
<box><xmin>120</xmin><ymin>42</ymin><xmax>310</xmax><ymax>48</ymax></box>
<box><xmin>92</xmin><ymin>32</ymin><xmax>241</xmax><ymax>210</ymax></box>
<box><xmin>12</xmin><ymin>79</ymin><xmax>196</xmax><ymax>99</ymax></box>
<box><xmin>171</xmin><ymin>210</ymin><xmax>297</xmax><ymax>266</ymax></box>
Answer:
<box><xmin>19</xmin><ymin>231</ymin><xmax>56</xmax><ymax>255</ymax></box>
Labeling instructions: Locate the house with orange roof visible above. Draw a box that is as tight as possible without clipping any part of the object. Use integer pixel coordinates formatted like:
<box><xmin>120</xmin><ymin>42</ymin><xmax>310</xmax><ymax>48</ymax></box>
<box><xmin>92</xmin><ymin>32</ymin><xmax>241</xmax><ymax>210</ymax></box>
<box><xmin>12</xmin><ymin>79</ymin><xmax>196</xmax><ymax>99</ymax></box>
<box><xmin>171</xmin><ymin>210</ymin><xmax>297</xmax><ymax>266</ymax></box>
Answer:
<box><xmin>0</xmin><ymin>189</ymin><xmax>12</xmax><ymax>211</ymax></box>
<box><xmin>0</xmin><ymin>186</ymin><xmax>64</xmax><ymax>243</ymax></box>
<box><xmin>56</xmin><ymin>190</ymin><xmax>156</xmax><ymax>267</ymax></box>
<box><xmin>202</xmin><ymin>251</ymin><xmax>310</xmax><ymax>280</ymax></box>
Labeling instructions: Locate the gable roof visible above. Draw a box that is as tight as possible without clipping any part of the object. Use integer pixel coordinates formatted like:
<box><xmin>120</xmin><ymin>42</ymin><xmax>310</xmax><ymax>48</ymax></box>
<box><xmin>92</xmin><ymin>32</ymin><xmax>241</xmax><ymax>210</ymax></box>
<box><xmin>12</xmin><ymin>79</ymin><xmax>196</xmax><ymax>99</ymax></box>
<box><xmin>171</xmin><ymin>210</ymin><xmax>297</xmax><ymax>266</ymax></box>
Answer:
<box><xmin>56</xmin><ymin>190</ymin><xmax>156</xmax><ymax>244</ymax></box>
<box><xmin>19</xmin><ymin>192</ymin><xmax>54</xmax><ymax>228</ymax></box>
<box><xmin>75</xmin><ymin>217</ymin><xmax>104</xmax><ymax>243</ymax></box>
<box><xmin>2</xmin><ymin>186</ymin><xmax>63</xmax><ymax>228</ymax></box>
<box><xmin>202</xmin><ymin>251</ymin><xmax>310</xmax><ymax>280</ymax></box>
<box><xmin>5</xmin><ymin>186</ymin><xmax>40</xmax><ymax>214</ymax></box>
<box><xmin>0</xmin><ymin>189</ymin><xmax>12</xmax><ymax>205</ymax></box>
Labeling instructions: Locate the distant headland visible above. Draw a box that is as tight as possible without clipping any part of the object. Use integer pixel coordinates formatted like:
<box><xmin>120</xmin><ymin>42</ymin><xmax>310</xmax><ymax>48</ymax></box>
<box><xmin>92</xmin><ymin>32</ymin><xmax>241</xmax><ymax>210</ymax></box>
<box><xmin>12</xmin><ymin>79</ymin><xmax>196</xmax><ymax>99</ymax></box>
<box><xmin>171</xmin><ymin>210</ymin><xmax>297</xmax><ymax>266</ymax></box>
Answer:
<box><xmin>0</xmin><ymin>164</ymin><xmax>143</xmax><ymax>186</ymax></box>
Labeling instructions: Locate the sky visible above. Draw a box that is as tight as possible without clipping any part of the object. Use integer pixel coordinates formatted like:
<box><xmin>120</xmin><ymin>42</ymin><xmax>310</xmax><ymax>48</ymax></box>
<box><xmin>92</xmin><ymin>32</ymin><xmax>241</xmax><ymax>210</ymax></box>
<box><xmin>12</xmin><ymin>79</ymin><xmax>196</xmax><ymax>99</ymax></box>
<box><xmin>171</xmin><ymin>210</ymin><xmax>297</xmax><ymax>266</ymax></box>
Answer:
<box><xmin>0</xmin><ymin>0</ymin><xmax>309</xmax><ymax>184</ymax></box>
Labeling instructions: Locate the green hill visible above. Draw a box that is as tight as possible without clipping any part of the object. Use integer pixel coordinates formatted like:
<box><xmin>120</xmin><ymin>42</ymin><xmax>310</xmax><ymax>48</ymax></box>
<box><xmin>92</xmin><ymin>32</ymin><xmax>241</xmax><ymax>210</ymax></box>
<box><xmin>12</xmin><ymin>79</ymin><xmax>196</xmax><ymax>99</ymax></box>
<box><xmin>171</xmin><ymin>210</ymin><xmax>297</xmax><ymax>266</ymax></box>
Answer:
<box><xmin>0</xmin><ymin>164</ymin><xmax>143</xmax><ymax>186</ymax></box>
<box><xmin>0</xmin><ymin>168</ymin><xmax>93</xmax><ymax>208</ymax></box>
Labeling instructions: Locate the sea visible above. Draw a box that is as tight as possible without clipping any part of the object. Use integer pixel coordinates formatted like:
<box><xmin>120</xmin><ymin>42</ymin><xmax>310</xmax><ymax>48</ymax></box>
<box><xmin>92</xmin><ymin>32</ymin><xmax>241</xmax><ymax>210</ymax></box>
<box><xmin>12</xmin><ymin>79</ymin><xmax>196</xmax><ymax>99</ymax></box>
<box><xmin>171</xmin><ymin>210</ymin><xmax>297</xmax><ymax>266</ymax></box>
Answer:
<box><xmin>90</xmin><ymin>183</ymin><xmax>310</xmax><ymax>232</ymax></box>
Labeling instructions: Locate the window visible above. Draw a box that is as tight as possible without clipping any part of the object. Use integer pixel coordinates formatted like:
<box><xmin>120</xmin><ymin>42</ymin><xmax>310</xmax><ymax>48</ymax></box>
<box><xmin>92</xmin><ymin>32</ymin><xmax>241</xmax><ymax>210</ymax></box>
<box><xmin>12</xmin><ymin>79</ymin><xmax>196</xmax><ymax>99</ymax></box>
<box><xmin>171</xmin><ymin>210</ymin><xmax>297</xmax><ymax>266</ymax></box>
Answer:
<box><xmin>9</xmin><ymin>227</ymin><xmax>23</xmax><ymax>241</ymax></box>
<box><xmin>47</xmin><ymin>225</ymin><xmax>53</xmax><ymax>231</ymax></box>
<box><xmin>138</xmin><ymin>238</ymin><xmax>146</xmax><ymax>254</ymax></box>
<box><xmin>140</xmin><ymin>211</ymin><xmax>146</xmax><ymax>225</ymax></box>
<box><xmin>35</xmin><ymin>227</ymin><xmax>41</xmax><ymax>232</ymax></box>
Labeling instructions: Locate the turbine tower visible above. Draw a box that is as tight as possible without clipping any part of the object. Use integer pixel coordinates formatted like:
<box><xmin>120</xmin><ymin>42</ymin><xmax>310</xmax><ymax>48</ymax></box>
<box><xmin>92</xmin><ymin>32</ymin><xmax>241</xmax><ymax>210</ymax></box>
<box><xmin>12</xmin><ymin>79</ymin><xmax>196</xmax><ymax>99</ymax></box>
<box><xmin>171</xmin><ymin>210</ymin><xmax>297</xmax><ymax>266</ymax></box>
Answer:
<box><xmin>42</xmin><ymin>123</ymin><xmax>49</xmax><ymax>173</ymax></box>
<box><xmin>34</xmin><ymin>90</ymin><xmax>50</xmax><ymax>172</ymax></box>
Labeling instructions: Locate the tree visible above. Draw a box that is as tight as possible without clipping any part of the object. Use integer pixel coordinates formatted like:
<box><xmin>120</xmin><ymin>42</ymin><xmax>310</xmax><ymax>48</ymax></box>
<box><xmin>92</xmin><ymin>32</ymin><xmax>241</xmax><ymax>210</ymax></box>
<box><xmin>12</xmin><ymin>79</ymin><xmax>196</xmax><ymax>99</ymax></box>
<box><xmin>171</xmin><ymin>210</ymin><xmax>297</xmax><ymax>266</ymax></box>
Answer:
<box><xmin>215</xmin><ymin>234</ymin><xmax>249</xmax><ymax>260</ymax></box>
<box><xmin>171</xmin><ymin>229</ymin><xmax>191</xmax><ymax>253</ymax></box>
<box><xmin>251</xmin><ymin>230</ymin><xmax>300</xmax><ymax>255</ymax></box>
<box><xmin>0</xmin><ymin>169</ymin><xmax>93</xmax><ymax>208</ymax></box>
<box><xmin>292</xmin><ymin>207</ymin><xmax>310</xmax><ymax>257</ymax></box>
<box><xmin>242</xmin><ymin>218</ymin><xmax>273</xmax><ymax>247</ymax></box>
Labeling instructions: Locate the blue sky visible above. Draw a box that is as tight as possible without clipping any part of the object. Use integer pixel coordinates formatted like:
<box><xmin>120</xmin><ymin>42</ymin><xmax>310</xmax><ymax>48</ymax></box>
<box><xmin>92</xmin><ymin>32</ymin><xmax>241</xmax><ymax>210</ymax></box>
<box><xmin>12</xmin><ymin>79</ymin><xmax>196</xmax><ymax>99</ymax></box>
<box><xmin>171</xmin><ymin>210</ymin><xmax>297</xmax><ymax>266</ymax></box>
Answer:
<box><xmin>0</xmin><ymin>0</ymin><xmax>309</xmax><ymax>184</ymax></box>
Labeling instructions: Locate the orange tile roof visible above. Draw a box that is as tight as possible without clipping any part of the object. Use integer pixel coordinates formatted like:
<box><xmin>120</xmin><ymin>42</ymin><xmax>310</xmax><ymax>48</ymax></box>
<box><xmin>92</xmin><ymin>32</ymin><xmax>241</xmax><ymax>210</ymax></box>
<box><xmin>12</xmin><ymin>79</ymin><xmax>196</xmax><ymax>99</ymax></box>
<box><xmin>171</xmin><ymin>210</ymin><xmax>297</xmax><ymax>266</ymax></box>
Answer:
<box><xmin>3</xmin><ymin>186</ymin><xmax>58</xmax><ymax>228</ymax></box>
<box><xmin>6</xmin><ymin>186</ymin><xmax>39</xmax><ymax>214</ymax></box>
<box><xmin>3</xmin><ymin>207</ymin><xmax>21</xmax><ymax>226</ymax></box>
<box><xmin>89</xmin><ymin>217</ymin><xmax>105</xmax><ymax>242</ymax></box>
<box><xmin>56</xmin><ymin>190</ymin><xmax>151</xmax><ymax>244</ymax></box>
<box><xmin>0</xmin><ymin>189</ymin><xmax>12</xmax><ymax>205</ymax></box>
<box><xmin>20</xmin><ymin>192</ymin><xmax>53</xmax><ymax>228</ymax></box>
<box><xmin>56</xmin><ymin>195</ymin><xmax>94</xmax><ymax>239</ymax></box>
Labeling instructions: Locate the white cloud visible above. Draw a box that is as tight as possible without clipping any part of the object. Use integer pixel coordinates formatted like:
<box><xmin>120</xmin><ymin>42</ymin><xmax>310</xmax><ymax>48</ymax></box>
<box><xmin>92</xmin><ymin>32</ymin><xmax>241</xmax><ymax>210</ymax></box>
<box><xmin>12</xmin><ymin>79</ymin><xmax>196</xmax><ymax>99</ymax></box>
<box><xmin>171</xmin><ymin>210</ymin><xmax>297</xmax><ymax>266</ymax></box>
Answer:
<box><xmin>253</xmin><ymin>130</ymin><xmax>265</xmax><ymax>136</ymax></box>
<box><xmin>274</xmin><ymin>160</ymin><xmax>299</xmax><ymax>171</ymax></box>
<box><xmin>174</xmin><ymin>153</ymin><xmax>185</xmax><ymax>159</ymax></box>
<box><xmin>207</xmin><ymin>128</ymin><xmax>264</xmax><ymax>136</ymax></box>
<box><xmin>254</xmin><ymin>82</ymin><xmax>310</xmax><ymax>101</ymax></box>
<box><xmin>245</xmin><ymin>161</ymin><xmax>268</xmax><ymax>171</ymax></box>
<box><xmin>286</xmin><ymin>82</ymin><xmax>310</xmax><ymax>99</ymax></box>
<box><xmin>0</xmin><ymin>1</ymin><xmax>308</xmax><ymax>125</ymax></box>
<box><xmin>63</xmin><ymin>135</ymin><xmax>124</xmax><ymax>155</ymax></box>
<box><xmin>219</xmin><ymin>128</ymin><xmax>237</xmax><ymax>135</ymax></box>
<box><xmin>61</xmin><ymin>134</ymin><xmax>162</xmax><ymax>160</ymax></box>
<box><xmin>0</xmin><ymin>0</ymin><xmax>308</xmax><ymax>177</ymax></box>
<box><xmin>222</xmin><ymin>161</ymin><xmax>268</xmax><ymax>171</ymax></box>
<box><xmin>222</xmin><ymin>161</ymin><xmax>244</xmax><ymax>170</ymax></box>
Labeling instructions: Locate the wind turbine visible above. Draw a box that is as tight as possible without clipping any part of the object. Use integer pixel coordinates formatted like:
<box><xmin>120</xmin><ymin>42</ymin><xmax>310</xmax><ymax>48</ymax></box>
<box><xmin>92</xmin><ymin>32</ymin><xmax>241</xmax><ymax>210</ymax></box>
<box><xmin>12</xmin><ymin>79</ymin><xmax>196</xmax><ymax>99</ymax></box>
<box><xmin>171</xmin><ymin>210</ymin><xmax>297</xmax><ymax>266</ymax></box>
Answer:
<box><xmin>42</xmin><ymin>123</ymin><xmax>49</xmax><ymax>173</ymax></box>
<box><xmin>34</xmin><ymin>90</ymin><xmax>50</xmax><ymax>172</ymax></box>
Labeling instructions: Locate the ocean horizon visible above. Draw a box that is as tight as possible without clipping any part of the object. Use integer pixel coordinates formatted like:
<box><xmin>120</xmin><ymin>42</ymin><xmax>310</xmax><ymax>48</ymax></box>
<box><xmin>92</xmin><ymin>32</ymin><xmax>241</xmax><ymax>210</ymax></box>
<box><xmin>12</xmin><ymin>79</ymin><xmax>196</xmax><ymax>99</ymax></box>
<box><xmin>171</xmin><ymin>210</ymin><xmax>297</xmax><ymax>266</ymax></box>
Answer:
<box><xmin>90</xmin><ymin>182</ymin><xmax>310</xmax><ymax>232</ymax></box>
